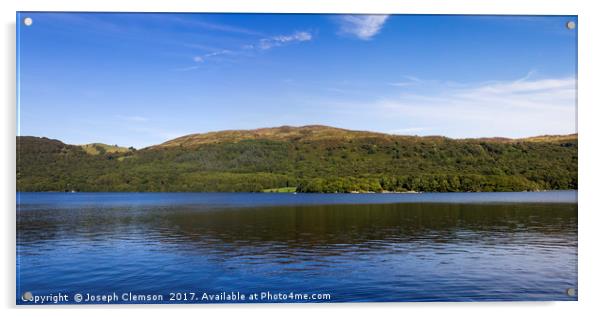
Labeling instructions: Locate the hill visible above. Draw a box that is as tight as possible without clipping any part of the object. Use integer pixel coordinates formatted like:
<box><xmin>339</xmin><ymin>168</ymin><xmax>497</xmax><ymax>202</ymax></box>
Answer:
<box><xmin>81</xmin><ymin>143</ymin><xmax>131</xmax><ymax>155</ymax></box>
<box><xmin>153</xmin><ymin>125</ymin><xmax>390</xmax><ymax>148</ymax></box>
<box><xmin>16</xmin><ymin>126</ymin><xmax>577</xmax><ymax>193</ymax></box>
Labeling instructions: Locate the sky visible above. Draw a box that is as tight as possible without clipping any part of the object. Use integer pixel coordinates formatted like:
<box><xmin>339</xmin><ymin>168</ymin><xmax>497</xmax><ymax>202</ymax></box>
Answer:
<box><xmin>17</xmin><ymin>13</ymin><xmax>577</xmax><ymax>148</ymax></box>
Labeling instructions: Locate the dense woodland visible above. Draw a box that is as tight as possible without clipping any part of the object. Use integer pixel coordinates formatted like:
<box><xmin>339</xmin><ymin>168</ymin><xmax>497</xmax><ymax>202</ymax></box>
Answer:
<box><xmin>16</xmin><ymin>126</ymin><xmax>577</xmax><ymax>193</ymax></box>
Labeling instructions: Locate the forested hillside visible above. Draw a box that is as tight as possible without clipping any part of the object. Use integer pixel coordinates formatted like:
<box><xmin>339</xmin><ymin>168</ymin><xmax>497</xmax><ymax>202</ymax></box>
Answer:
<box><xmin>16</xmin><ymin>125</ymin><xmax>577</xmax><ymax>193</ymax></box>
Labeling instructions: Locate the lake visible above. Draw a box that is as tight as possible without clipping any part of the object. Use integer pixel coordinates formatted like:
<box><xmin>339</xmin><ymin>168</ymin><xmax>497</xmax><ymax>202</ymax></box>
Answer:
<box><xmin>16</xmin><ymin>191</ymin><xmax>577</xmax><ymax>304</ymax></box>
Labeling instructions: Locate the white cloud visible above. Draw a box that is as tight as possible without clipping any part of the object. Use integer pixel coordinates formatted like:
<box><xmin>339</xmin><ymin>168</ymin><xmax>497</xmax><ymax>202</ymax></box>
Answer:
<box><xmin>192</xmin><ymin>49</ymin><xmax>233</xmax><ymax>63</ymax></box>
<box><xmin>179</xmin><ymin>32</ymin><xmax>312</xmax><ymax>71</ymax></box>
<box><xmin>376</xmin><ymin>75</ymin><xmax>577</xmax><ymax>137</ymax></box>
<box><xmin>146</xmin><ymin>14</ymin><xmax>264</xmax><ymax>37</ymax></box>
<box><xmin>258</xmin><ymin>31</ymin><xmax>313</xmax><ymax>50</ymax></box>
<box><xmin>388</xmin><ymin>76</ymin><xmax>424</xmax><ymax>87</ymax></box>
<box><xmin>468</xmin><ymin>77</ymin><xmax>573</xmax><ymax>96</ymax></box>
<box><xmin>173</xmin><ymin>65</ymin><xmax>200</xmax><ymax>72</ymax></box>
<box><xmin>204</xmin><ymin>49</ymin><xmax>233</xmax><ymax>57</ymax></box>
<box><xmin>337</xmin><ymin>15</ymin><xmax>389</xmax><ymax>40</ymax></box>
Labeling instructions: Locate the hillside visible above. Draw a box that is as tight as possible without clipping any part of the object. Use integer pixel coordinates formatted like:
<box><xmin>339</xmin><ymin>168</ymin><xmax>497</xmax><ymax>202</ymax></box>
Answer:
<box><xmin>16</xmin><ymin>126</ymin><xmax>577</xmax><ymax>193</ymax></box>
<box><xmin>153</xmin><ymin>125</ymin><xmax>391</xmax><ymax>148</ymax></box>
<box><xmin>81</xmin><ymin>143</ymin><xmax>131</xmax><ymax>155</ymax></box>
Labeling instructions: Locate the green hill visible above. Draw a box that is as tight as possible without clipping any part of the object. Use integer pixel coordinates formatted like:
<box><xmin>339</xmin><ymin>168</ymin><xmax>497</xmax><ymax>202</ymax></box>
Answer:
<box><xmin>80</xmin><ymin>143</ymin><xmax>131</xmax><ymax>155</ymax></box>
<box><xmin>16</xmin><ymin>126</ymin><xmax>577</xmax><ymax>193</ymax></box>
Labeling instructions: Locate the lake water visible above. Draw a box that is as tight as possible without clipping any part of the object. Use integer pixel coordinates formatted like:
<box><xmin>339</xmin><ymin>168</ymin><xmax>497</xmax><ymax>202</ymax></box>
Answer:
<box><xmin>16</xmin><ymin>191</ymin><xmax>577</xmax><ymax>304</ymax></box>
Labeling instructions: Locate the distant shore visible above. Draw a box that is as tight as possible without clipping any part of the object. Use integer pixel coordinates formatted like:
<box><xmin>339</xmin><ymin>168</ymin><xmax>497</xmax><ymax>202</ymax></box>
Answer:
<box><xmin>17</xmin><ymin>189</ymin><xmax>578</xmax><ymax>195</ymax></box>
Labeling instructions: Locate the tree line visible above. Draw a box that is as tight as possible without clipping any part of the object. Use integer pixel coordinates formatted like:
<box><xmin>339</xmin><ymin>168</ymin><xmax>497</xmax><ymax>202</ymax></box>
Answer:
<box><xmin>16</xmin><ymin>134</ymin><xmax>577</xmax><ymax>193</ymax></box>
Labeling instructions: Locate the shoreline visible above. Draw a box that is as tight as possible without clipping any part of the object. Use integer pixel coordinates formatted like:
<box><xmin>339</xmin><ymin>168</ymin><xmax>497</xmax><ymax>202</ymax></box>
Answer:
<box><xmin>16</xmin><ymin>189</ymin><xmax>576</xmax><ymax>194</ymax></box>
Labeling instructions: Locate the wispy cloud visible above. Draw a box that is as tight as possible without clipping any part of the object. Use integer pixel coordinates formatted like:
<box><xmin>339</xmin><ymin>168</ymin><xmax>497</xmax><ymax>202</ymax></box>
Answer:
<box><xmin>191</xmin><ymin>49</ymin><xmax>234</xmax><ymax>64</ymax></box>
<box><xmin>375</xmin><ymin>75</ymin><xmax>577</xmax><ymax>137</ymax></box>
<box><xmin>466</xmin><ymin>77</ymin><xmax>571</xmax><ymax>97</ymax></box>
<box><xmin>388</xmin><ymin>76</ymin><xmax>424</xmax><ymax>87</ymax></box>
<box><xmin>178</xmin><ymin>31</ymin><xmax>313</xmax><ymax>71</ymax></box>
<box><xmin>337</xmin><ymin>15</ymin><xmax>389</xmax><ymax>40</ymax></box>
<box><xmin>204</xmin><ymin>49</ymin><xmax>233</xmax><ymax>57</ymax></box>
<box><xmin>255</xmin><ymin>31</ymin><xmax>313</xmax><ymax>50</ymax></box>
<box><xmin>313</xmin><ymin>74</ymin><xmax>576</xmax><ymax>138</ymax></box>
<box><xmin>144</xmin><ymin>14</ymin><xmax>264</xmax><ymax>37</ymax></box>
<box><xmin>173</xmin><ymin>65</ymin><xmax>201</xmax><ymax>72</ymax></box>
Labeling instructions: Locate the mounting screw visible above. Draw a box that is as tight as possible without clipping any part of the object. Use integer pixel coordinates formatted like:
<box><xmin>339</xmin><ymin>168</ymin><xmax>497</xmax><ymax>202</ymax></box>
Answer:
<box><xmin>566</xmin><ymin>21</ymin><xmax>576</xmax><ymax>30</ymax></box>
<box><xmin>566</xmin><ymin>288</ymin><xmax>576</xmax><ymax>296</ymax></box>
<box><xmin>22</xmin><ymin>291</ymin><xmax>33</xmax><ymax>300</ymax></box>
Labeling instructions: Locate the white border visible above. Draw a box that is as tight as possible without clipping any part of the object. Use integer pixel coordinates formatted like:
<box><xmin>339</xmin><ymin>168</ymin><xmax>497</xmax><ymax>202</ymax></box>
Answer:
<box><xmin>2</xmin><ymin>1</ymin><xmax>601</xmax><ymax>316</ymax></box>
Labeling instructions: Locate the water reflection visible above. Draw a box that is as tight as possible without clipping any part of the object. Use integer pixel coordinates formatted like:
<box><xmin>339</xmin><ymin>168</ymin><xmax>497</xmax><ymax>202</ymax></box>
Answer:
<box><xmin>17</xmin><ymin>193</ymin><xmax>577</xmax><ymax>302</ymax></box>
<box><xmin>19</xmin><ymin>203</ymin><xmax>577</xmax><ymax>250</ymax></box>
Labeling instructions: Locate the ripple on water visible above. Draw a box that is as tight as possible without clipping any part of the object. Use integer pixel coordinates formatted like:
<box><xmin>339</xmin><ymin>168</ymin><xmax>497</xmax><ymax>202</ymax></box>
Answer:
<box><xmin>17</xmin><ymin>193</ymin><xmax>577</xmax><ymax>302</ymax></box>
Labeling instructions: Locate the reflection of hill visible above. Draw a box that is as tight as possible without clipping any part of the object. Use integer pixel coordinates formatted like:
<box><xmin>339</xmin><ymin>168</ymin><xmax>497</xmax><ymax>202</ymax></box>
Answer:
<box><xmin>158</xmin><ymin>203</ymin><xmax>577</xmax><ymax>252</ymax></box>
<box><xmin>17</xmin><ymin>202</ymin><xmax>577</xmax><ymax>260</ymax></box>
<box><xmin>26</xmin><ymin>203</ymin><xmax>576</xmax><ymax>248</ymax></box>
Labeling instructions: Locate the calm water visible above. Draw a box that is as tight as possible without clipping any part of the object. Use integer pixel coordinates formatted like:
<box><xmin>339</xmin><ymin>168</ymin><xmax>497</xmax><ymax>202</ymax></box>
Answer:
<box><xmin>17</xmin><ymin>191</ymin><xmax>577</xmax><ymax>304</ymax></box>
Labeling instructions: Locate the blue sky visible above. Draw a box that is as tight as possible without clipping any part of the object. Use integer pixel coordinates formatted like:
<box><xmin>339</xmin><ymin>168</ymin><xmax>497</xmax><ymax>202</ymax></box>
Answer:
<box><xmin>17</xmin><ymin>13</ymin><xmax>577</xmax><ymax>148</ymax></box>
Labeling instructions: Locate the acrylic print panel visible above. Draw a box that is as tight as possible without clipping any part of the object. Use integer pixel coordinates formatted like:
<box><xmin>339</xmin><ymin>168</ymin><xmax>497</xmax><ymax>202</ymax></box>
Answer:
<box><xmin>16</xmin><ymin>12</ymin><xmax>577</xmax><ymax>304</ymax></box>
